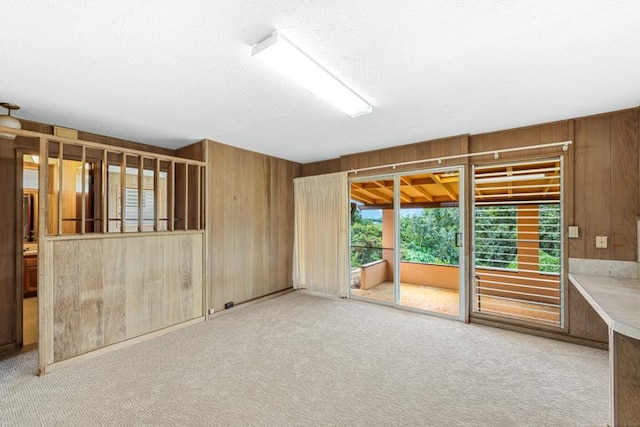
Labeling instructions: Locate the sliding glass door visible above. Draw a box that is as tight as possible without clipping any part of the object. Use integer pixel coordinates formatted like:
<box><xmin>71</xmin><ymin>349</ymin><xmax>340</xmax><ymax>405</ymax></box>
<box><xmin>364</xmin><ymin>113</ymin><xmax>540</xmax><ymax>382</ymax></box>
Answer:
<box><xmin>349</xmin><ymin>167</ymin><xmax>465</xmax><ymax>320</ymax></box>
<box><xmin>349</xmin><ymin>176</ymin><xmax>395</xmax><ymax>305</ymax></box>
<box><xmin>398</xmin><ymin>169</ymin><xmax>463</xmax><ymax>317</ymax></box>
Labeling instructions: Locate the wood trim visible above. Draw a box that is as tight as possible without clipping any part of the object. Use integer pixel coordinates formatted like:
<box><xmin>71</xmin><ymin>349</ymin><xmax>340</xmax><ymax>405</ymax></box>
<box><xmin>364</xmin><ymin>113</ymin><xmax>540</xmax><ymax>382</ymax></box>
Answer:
<box><xmin>120</xmin><ymin>154</ymin><xmax>126</xmax><ymax>233</ymax></box>
<box><xmin>184</xmin><ymin>164</ymin><xmax>189</xmax><ymax>231</ymax></box>
<box><xmin>37</xmin><ymin>137</ymin><xmax>52</xmax><ymax>374</ymax></box>
<box><xmin>169</xmin><ymin>161</ymin><xmax>175</xmax><ymax>231</ymax></box>
<box><xmin>138</xmin><ymin>156</ymin><xmax>143</xmax><ymax>232</ymax></box>
<box><xmin>41</xmin><ymin>229</ymin><xmax>204</xmax><ymax>242</ymax></box>
<box><xmin>14</xmin><ymin>149</ymin><xmax>24</xmax><ymax>347</ymax></box>
<box><xmin>154</xmin><ymin>158</ymin><xmax>160</xmax><ymax>232</ymax></box>
<box><xmin>101</xmin><ymin>150</ymin><xmax>107</xmax><ymax>234</ymax></box>
<box><xmin>196</xmin><ymin>165</ymin><xmax>201</xmax><ymax>230</ymax></box>
<box><xmin>42</xmin><ymin>316</ymin><xmax>205</xmax><ymax>375</ymax></box>
<box><xmin>57</xmin><ymin>142</ymin><xmax>63</xmax><ymax>235</ymax></box>
<box><xmin>81</xmin><ymin>146</ymin><xmax>86</xmax><ymax>234</ymax></box>
<box><xmin>0</xmin><ymin>125</ymin><xmax>205</xmax><ymax>166</ymax></box>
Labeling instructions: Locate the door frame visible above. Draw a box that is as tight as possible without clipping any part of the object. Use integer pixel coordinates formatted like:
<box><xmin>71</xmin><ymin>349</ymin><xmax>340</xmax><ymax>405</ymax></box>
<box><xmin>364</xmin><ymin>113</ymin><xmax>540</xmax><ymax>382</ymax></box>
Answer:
<box><xmin>348</xmin><ymin>165</ymin><xmax>467</xmax><ymax>321</ymax></box>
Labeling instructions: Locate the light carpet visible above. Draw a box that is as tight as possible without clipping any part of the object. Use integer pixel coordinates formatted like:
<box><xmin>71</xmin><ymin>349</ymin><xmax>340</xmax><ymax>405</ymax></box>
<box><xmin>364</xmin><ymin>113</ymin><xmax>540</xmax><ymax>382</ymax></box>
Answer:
<box><xmin>0</xmin><ymin>290</ymin><xmax>609</xmax><ymax>426</ymax></box>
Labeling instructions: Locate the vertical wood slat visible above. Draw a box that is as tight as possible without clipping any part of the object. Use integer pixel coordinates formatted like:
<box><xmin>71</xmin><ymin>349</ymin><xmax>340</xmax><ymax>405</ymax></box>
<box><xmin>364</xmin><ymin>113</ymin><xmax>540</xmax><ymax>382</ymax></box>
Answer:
<box><xmin>138</xmin><ymin>156</ymin><xmax>144</xmax><ymax>232</ymax></box>
<box><xmin>37</xmin><ymin>137</ymin><xmax>50</xmax><ymax>374</ymax></box>
<box><xmin>121</xmin><ymin>154</ymin><xmax>126</xmax><ymax>233</ymax></box>
<box><xmin>81</xmin><ymin>146</ymin><xmax>86</xmax><ymax>234</ymax></box>
<box><xmin>196</xmin><ymin>165</ymin><xmax>201</xmax><ymax>230</ymax></box>
<box><xmin>154</xmin><ymin>158</ymin><xmax>160</xmax><ymax>232</ymax></box>
<box><xmin>101</xmin><ymin>150</ymin><xmax>108</xmax><ymax>234</ymax></box>
<box><xmin>58</xmin><ymin>142</ymin><xmax>64</xmax><ymax>235</ymax></box>
<box><xmin>184</xmin><ymin>164</ymin><xmax>189</xmax><ymax>231</ymax></box>
<box><xmin>169</xmin><ymin>161</ymin><xmax>175</xmax><ymax>231</ymax></box>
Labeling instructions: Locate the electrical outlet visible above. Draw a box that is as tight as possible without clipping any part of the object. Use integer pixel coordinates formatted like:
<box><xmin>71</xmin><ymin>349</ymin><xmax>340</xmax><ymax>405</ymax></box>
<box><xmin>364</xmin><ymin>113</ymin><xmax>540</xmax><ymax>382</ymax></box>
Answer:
<box><xmin>595</xmin><ymin>236</ymin><xmax>608</xmax><ymax>249</ymax></box>
<box><xmin>568</xmin><ymin>226</ymin><xmax>579</xmax><ymax>239</ymax></box>
<box><xmin>208</xmin><ymin>308</ymin><xmax>215</xmax><ymax>315</ymax></box>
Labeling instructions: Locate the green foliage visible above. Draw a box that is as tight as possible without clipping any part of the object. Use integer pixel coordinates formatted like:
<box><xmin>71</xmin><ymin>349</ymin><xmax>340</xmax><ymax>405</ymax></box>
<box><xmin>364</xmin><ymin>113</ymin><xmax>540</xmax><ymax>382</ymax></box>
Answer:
<box><xmin>474</xmin><ymin>205</ymin><xmax>517</xmax><ymax>269</ymax></box>
<box><xmin>400</xmin><ymin>208</ymin><xmax>459</xmax><ymax>265</ymax></box>
<box><xmin>350</xmin><ymin>209</ymin><xmax>382</xmax><ymax>267</ymax></box>
<box><xmin>350</xmin><ymin>203</ymin><xmax>561</xmax><ymax>273</ymax></box>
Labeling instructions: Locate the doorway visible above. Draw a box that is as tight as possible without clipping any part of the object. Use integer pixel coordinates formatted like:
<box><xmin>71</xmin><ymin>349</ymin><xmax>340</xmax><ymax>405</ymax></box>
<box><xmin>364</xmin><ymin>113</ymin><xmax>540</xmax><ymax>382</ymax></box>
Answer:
<box><xmin>19</xmin><ymin>153</ymin><xmax>40</xmax><ymax>350</ymax></box>
<box><xmin>349</xmin><ymin>166</ymin><xmax>465</xmax><ymax>320</ymax></box>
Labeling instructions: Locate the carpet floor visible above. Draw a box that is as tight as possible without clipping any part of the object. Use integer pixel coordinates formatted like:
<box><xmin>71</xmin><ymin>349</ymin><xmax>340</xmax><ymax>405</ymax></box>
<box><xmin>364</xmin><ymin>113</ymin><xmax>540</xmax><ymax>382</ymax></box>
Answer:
<box><xmin>0</xmin><ymin>290</ymin><xmax>609</xmax><ymax>426</ymax></box>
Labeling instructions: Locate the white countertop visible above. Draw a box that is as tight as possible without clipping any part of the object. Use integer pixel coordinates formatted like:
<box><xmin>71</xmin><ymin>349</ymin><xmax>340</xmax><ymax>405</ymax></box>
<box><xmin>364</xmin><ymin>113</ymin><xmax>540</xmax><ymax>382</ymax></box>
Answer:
<box><xmin>569</xmin><ymin>273</ymin><xmax>640</xmax><ymax>341</ymax></box>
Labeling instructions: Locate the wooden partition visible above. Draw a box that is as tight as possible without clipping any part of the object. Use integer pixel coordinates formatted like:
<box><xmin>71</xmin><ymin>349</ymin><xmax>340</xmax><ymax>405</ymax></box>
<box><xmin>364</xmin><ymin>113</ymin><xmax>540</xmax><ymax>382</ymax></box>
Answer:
<box><xmin>40</xmin><ymin>233</ymin><xmax>203</xmax><ymax>365</ymax></box>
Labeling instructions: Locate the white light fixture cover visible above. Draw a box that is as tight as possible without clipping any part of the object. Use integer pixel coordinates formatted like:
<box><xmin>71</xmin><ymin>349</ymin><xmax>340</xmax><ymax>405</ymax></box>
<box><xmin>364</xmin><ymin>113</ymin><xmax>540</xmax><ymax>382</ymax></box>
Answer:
<box><xmin>252</xmin><ymin>32</ymin><xmax>372</xmax><ymax>118</ymax></box>
<box><xmin>0</xmin><ymin>102</ymin><xmax>21</xmax><ymax>140</ymax></box>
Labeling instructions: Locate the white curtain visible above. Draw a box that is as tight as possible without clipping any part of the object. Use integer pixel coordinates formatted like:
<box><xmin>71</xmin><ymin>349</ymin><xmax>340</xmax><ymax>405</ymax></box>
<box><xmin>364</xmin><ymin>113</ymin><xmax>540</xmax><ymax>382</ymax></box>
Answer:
<box><xmin>293</xmin><ymin>172</ymin><xmax>349</xmax><ymax>297</ymax></box>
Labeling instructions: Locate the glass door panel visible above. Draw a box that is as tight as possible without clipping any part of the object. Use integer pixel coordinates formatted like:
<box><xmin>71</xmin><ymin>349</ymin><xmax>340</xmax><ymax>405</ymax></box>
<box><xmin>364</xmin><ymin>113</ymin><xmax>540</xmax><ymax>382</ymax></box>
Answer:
<box><xmin>349</xmin><ymin>176</ymin><xmax>395</xmax><ymax>305</ymax></box>
<box><xmin>398</xmin><ymin>168</ymin><xmax>463</xmax><ymax>317</ymax></box>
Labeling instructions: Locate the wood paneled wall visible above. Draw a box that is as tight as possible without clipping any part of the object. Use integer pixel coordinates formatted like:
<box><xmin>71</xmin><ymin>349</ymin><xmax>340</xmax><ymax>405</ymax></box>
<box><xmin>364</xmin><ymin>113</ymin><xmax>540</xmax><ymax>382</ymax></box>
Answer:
<box><xmin>570</xmin><ymin>110</ymin><xmax>639</xmax><ymax>261</ymax></box>
<box><xmin>205</xmin><ymin>140</ymin><xmax>301</xmax><ymax>312</ymax></box>
<box><xmin>0</xmin><ymin>141</ymin><xmax>17</xmax><ymax>350</ymax></box>
<box><xmin>43</xmin><ymin>233</ymin><xmax>203</xmax><ymax>364</ymax></box>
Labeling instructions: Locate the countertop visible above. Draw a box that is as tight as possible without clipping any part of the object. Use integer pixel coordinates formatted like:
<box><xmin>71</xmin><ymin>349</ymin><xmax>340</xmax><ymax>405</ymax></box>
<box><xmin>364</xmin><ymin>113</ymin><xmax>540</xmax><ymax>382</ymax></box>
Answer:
<box><xmin>569</xmin><ymin>273</ymin><xmax>640</xmax><ymax>340</ymax></box>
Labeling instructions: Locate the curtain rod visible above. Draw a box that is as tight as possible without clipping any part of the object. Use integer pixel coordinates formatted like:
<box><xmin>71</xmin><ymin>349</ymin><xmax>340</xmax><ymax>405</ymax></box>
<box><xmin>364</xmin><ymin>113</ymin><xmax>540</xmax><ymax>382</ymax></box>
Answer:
<box><xmin>348</xmin><ymin>140</ymin><xmax>572</xmax><ymax>174</ymax></box>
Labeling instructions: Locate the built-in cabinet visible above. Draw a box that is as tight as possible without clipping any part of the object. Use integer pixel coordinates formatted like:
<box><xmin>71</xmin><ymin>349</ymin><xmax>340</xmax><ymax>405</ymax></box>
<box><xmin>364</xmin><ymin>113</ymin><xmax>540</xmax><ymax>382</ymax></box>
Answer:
<box><xmin>23</xmin><ymin>254</ymin><xmax>37</xmax><ymax>298</ymax></box>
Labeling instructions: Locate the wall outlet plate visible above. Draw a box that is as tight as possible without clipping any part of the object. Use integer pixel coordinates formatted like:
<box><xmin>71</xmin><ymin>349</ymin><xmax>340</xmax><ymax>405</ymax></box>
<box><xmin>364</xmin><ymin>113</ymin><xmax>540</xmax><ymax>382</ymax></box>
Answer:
<box><xmin>208</xmin><ymin>308</ymin><xmax>215</xmax><ymax>315</ymax></box>
<box><xmin>568</xmin><ymin>226</ymin><xmax>579</xmax><ymax>239</ymax></box>
<box><xmin>595</xmin><ymin>235</ymin><xmax>608</xmax><ymax>249</ymax></box>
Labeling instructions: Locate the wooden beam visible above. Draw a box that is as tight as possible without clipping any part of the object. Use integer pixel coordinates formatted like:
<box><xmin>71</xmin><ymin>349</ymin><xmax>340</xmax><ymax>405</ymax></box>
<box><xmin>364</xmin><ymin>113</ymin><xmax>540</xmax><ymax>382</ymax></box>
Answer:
<box><xmin>352</xmin><ymin>183</ymin><xmax>393</xmax><ymax>203</ymax></box>
<box><xmin>414</xmin><ymin>185</ymin><xmax>434</xmax><ymax>202</ymax></box>
<box><xmin>429</xmin><ymin>173</ymin><xmax>458</xmax><ymax>201</ymax></box>
<box><xmin>350</xmin><ymin>191</ymin><xmax>375</xmax><ymax>205</ymax></box>
<box><xmin>373</xmin><ymin>180</ymin><xmax>411</xmax><ymax>203</ymax></box>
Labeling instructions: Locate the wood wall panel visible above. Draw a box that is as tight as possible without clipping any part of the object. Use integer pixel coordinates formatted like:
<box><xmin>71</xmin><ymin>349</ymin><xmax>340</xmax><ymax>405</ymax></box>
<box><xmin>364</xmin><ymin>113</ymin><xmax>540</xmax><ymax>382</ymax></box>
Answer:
<box><xmin>301</xmin><ymin>158</ymin><xmax>341</xmax><ymax>177</ymax></box>
<box><xmin>612</xmin><ymin>331</ymin><xmax>640</xmax><ymax>426</ymax></box>
<box><xmin>205</xmin><ymin>140</ymin><xmax>301</xmax><ymax>312</ymax></box>
<box><xmin>610</xmin><ymin>111</ymin><xmax>639</xmax><ymax>261</ymax></box>
<box><xmin>50</xmin><ymin>233</ymin><xmax>203</xmax><ymax>363</ymax></box>
<box><xmin>0</xmin><ymin>141</ymin><xmax>17</xmax><ymax>349</ymax></box>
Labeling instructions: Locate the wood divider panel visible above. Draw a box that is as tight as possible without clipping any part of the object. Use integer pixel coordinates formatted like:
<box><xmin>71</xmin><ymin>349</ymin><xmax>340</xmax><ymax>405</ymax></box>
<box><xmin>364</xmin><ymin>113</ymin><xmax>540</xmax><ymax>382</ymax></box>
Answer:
<box><xmin>46</xmin><ymin>233</ymin><xmax>204</xmax><ymax>364</ymax></box>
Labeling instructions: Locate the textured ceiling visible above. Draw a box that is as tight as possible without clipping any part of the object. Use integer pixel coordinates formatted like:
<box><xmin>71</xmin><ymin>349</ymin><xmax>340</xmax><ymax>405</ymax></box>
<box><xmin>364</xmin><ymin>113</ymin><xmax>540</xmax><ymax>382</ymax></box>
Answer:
<box><xmin>1</xmin><ymin>1</ymin><xmax>640</xmax><ymax>163</ymax></box>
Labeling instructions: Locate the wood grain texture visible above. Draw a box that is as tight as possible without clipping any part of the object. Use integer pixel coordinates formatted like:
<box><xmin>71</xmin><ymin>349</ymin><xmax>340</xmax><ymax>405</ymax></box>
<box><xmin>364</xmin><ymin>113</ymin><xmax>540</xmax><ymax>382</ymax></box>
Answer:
<box><xmin>611</xmin><ymin>110</ymin><xmax>639</xmax><ymax>261</ymax></box>
<box><xmin>0</xmin><ymin>140</ymin><xmax>17</xmax><ymax>348</ymax></box>
<box><xmin>50</xmin><ymin>234</ymin><xmax>203</xmax><ymax>363</ymax></box>
<box><xmin>205</xmin><ymin>140</ymin><xmax>301</xmax><ymax>312</ymax></box>
<box><xmin>611</xmin><ymin>331</ymin><xmax>640</xmax><ymax>427</ymax></box>
<box><xmin>301</xmin><ymin>158</ymin><xmax>341</xmax><ymax>177</ymax></box>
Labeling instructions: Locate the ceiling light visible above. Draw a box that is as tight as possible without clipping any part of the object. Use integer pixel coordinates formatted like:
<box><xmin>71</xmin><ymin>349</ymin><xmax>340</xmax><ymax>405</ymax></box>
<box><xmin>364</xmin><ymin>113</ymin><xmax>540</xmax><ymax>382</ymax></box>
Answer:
<box><xmin>475</xmin><ymin>173</ymin><xmax>547</xmax><ymax>184</ymax></box>
<box><xmin>0</xmin><ymin>102</ymin><xmax>21</xmax><ymax>140</ymax></box>
<box><xmin>251</xmin><ymin>32</ymin><xmax>373</xmax><ymax>118</ymax></box>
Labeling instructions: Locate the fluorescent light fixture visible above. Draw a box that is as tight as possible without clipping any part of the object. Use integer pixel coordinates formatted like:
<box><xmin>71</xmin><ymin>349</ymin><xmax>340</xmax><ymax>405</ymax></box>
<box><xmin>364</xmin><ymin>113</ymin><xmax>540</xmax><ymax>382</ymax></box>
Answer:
<box><xmin>475</xmin><ymin>173</ymin><xmax>547</xmax><ymax>184</ymax></box>
<box><xmin>251</xmin><ymin>32</ymin><xmax>372</xmax><ymax>118</ymax></box>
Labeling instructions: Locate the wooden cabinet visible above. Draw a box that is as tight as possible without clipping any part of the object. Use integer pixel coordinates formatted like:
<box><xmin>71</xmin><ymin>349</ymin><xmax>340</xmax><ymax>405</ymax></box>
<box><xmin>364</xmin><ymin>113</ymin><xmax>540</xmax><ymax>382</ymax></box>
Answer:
<box><xmin>23</xmin><ymin>254</ymin><xmax>37</xmax><ymax>298</ymax></box>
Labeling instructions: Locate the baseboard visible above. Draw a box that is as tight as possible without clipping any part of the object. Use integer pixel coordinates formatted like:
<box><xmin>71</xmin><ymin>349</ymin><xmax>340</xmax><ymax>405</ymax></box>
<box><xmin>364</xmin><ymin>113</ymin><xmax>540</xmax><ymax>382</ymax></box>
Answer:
<box><xmin>207</xmin><ymin>287</ymin><xmax>295</xmax><ymax>320</ymax></box>
<box><xmin>42</xmin><ymin>316</ymin><xmax>205</xmax><ymax>375</ymax></box>
<box><xmin>471</xmin><ymin>317</ymin><xmax>608</xmax><ymax>350</ymax></box>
